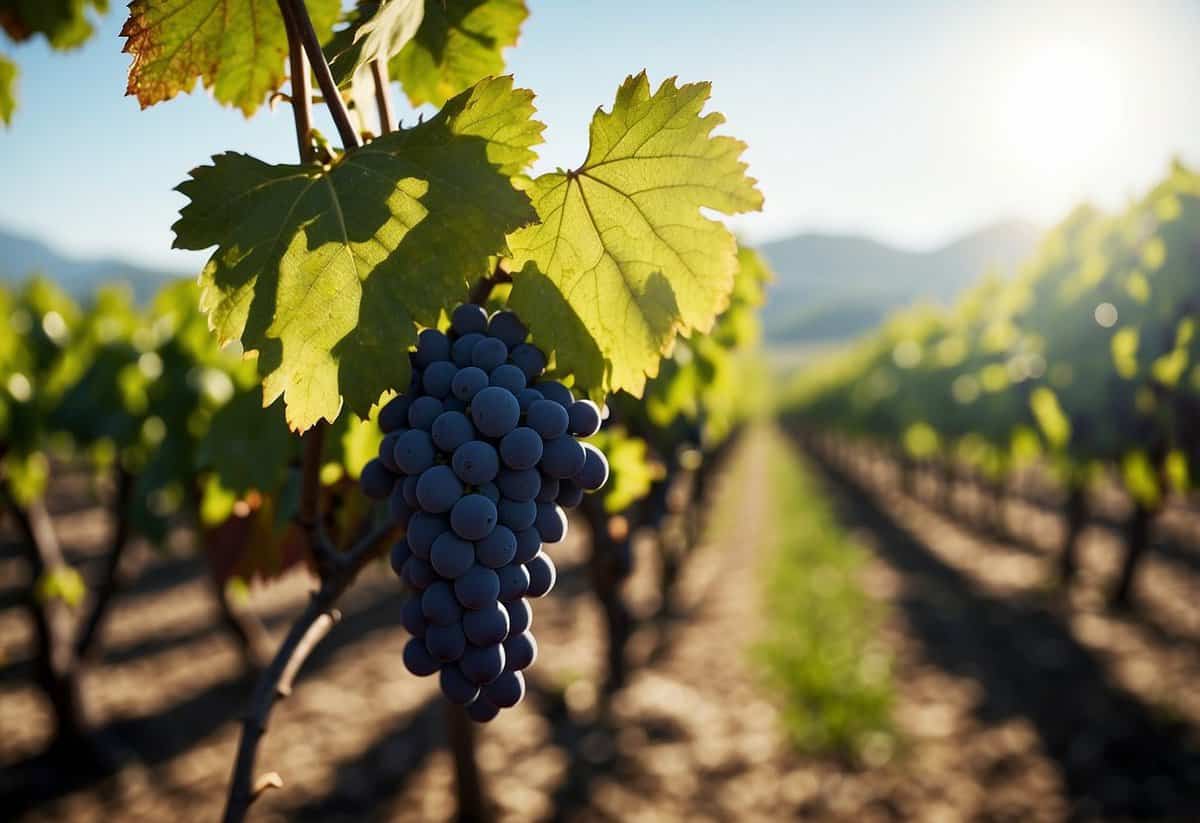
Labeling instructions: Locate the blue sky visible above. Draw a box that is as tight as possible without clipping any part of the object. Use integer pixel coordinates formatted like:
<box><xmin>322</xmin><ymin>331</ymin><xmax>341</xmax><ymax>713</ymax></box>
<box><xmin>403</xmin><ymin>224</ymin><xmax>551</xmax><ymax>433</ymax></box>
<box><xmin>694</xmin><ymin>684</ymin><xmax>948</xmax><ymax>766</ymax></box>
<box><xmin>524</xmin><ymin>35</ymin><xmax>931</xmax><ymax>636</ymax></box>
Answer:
<box><xmin>2</xmin><ymin>0</ymin><xmax>1198</xmax><ymax>272</ymax></box>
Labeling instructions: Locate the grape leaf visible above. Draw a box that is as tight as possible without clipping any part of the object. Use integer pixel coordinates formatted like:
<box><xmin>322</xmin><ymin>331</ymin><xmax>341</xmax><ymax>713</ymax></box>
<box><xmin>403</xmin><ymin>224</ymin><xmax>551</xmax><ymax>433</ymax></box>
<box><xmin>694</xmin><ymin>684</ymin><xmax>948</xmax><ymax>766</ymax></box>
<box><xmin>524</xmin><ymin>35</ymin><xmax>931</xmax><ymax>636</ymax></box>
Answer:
<box><xmin>327</xmin><ymin>0</ymin><xmax>425</xmax><ymax>87</ymax></box>
<box><xmin>390</xmin><ymin>0</ymin><xmax>526</xmax><ymax>107</ymax></box>
<box><xmin>174</xmin><ymin>76</ymin><xmax>543</xmax><ymax>431</ymax></box>
<box><xmin>0</xmin><ymin>55</ymin><xmax>15</xmax><ymax>126</ymax></box>
<box><xmin>1</xmin><ymin>0</ymin><xmax>107</xmax><ymax>50</ymax></box>
<box><xmin>507</xmin><ymin>72</ymin><xmax>763</xmax><ymax>398</ymax></box>
<box><xmin>121</xmin><ymin>0</ymin><xmax>340</xmax><ymax>115</ymax></box>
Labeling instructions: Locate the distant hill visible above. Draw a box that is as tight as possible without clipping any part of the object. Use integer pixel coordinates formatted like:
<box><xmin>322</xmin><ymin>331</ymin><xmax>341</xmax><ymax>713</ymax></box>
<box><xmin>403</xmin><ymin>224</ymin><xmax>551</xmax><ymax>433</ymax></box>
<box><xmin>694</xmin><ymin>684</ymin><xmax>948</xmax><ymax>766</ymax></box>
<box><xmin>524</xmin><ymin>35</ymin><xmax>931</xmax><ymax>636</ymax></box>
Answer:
<box><xmin>759</xmin><ymin>220</ymin><xmax>1041</xmax><ymax>344</ymax></box>
<box><xmin>0</xmin><ymin>227</ymin><xmax>188</xmax><ymax>302</ymax></box>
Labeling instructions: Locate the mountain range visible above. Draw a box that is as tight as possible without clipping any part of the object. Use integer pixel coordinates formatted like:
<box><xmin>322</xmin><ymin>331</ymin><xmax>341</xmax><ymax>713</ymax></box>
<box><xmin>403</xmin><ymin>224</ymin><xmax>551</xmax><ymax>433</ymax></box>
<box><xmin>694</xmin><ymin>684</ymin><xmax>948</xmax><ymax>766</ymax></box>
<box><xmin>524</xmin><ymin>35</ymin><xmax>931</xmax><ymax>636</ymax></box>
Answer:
<box><xmin>758</xmin><ymin>219</ymin><xmax>1041</xmax><ymax>344</ymax></box>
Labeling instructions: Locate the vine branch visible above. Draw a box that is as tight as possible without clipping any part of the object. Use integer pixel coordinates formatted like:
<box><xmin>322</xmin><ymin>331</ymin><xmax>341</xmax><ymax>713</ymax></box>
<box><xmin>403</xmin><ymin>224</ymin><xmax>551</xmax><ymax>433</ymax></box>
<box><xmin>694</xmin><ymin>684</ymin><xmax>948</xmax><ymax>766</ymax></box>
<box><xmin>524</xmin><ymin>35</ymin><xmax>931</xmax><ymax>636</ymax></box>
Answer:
<box><xmin>468</xmin><ymin>261</ymin><xmax>513</xmax><ymax>306</ymax></box>
<box><xmin>280</xmin><ymin>0</ymin><xmax>362</xmax><ymax>150</ymax></box>
<box><xmin>370</xmin><ymin>59</ymin><xmax>395</xmax><ymax>135</ymax></box>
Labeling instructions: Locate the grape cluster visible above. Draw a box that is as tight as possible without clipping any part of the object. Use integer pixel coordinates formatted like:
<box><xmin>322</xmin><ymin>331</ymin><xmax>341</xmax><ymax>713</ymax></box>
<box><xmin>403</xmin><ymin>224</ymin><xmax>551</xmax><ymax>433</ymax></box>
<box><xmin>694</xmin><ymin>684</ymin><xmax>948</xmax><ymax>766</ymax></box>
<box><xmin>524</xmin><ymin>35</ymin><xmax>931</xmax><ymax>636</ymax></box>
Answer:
<box><xmin>360</xmin><ymin>304</ymin><xmax>608</xmax><ymax>722</ymax></box>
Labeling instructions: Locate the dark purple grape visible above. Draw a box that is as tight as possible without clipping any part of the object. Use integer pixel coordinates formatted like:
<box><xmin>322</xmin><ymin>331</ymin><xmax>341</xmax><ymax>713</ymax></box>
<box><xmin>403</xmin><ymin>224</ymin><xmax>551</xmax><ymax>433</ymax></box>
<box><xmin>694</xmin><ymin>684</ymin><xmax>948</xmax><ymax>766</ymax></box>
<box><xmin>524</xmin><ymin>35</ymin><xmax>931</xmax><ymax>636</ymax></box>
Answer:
<box><xmin>422</xmin><ymin>580</ymin><xmax>463</xmax><ymax>625</ymax></box>
<box><xmin>471</xmin><ymin>337</ymin><xmax>508</xmax><ymax>371</ymax></box>
<box><xmin>466</xmin><ymin>695</ymin><xmax>500</xmax><ymax>722</ymax></box>
<box><xmin>461</xmin><ymin>643</ymin><xmax>506</xmax><ymax>685</ymax></box>
<box><xmin>450</xmin><ymin>494</ymin><xmax>498</xmax><ymax>541</ymax></box>
<box><xmin>403</xmin><ymin>556</ymin><xmax>435</xmax><ymax>590</ymax></box>
<box><xmin>497</xmin><ymin>563</ymin><xmax>530</xmax><ymax>601</ymax></box>
<box><xmin>388</xmin><ymin>488</ymin><xmax>413</xmax><ymax>526</ymax></box>
<box><xmin>535</xmin><ymin>381</ymin><xmax>573</xmax><ymax>408</ymax></box>
<box><xmin>476</xmin><ymin>525</ymin><xmax>517</xmax><ymax>568</ymax></box>
<box><xmin>471</xmin><ymin>387</ymin><xmax>520</xmax><ymax>438</ymax></box>
<box><xmin>463</xmin><ymin>601</ymin><xmax>509</xmax><ymax>646</ymax></box>
<box><xmin>432</xmin><ymin>410</ymin><xmax>475</xmax><ymax>452</ymax></box>
<box><xmin>360</xmin><ymin>459</ymin><xmax>396</xmax><ymax>500</ymax></box>
<box><xmin>401</xmin><ymin>596</ymin><xmax>427</xmax><ymax>638</ymax></box>
<box><xmin>451</xmin><ymin>366</ymin><xmax>489</xmax><ymax>402</ymax></box>
<box><xmin>379</xmin><ymin>394</ymin><xmax>412</xmax><ymax>433</ymax></box>
<box><xmin>505</xmin><ymin>598</ymin><xmax>532</xmax><ymax>634</ymax></box>
<box><xmin>525</xmin><ymin>552</ymin><xmax>557</xmax><ymax>597</ymax></box>
<box><xmin>513</xmin><ymin>528</ymin><xmax>541</xmax><ymax>564</ymax></box>
<box><xmin>503</xmin><ymin>632</ymin><xmax>537</xmax><ymax>672</ymax></box>
<box><xmin>498</xmin><ymin>497</ymin><xmax>537</xmax><ymax>531</ymax></box>
<box><xmin>500</xmin><ymin>427</ymin><xmax>543</xmax><ymax>470</ymax></box>
<box><xmin>484</xmin><ymin>669</ymin><xmax>526</xmax><ymax>707</ymax></box>
<box><xmin>431</xmin><ymin>532</ymin><xmax>475</xmax><ymax>579</ymax></box>
<box><xmin>379</xmin><ymin>431</ymin><xmax>403</xmax><ymax>472</ymax></box>
<box><xmin>403</xmin><ymin>637</ymin><xmax>439</xmax><ymax>676</ymax></box>
<box><xmin>498</xmin><ymin>468</ymin><xmax>540</xmax><ymax>502</ymax></box>
<box><xmin>402</xmin><ymin>474</ymin><xmax>420</xmax><ymax>508</ymax></box>
<box><xmin>540</xmin><ymin>436</ymin><xmax>586</xmax><ymax>479</ymax></box>
<box><xmin>452</xmin><ymin>441</ymin><xmax>500</xmax><ymax>485</ymax></box>
<box><xmin>536</xmin><ymin>475</ymin><xmax>560</xmax><ymax>503</ymax></box>
<box><xmin>567</xmin><ymin>400</ymin><xmax>602</xmax><ymax>436</ymax></box>
<box><xmin>416</xmin><ymin>465</ymin><xmax>463</xmax><ymax>513</ymax></box>
<box><xmin>534</xmin><ymin>503</ymin><xmax>567</xmax><ymax>543</ymax></box>
<box><xmin>413</xmin><ymin>328</ymin><xmax>451</xmax><ymax>368</ymax></box>
<box><xmin>509</xmin><ymin>344</ymin><xmax>546</xmax><ymax>380</ymax></box>
<box><xmin>408</xmin><ymin>396</ymin><xmax>444</xmax><ymax>430</ymax></box>
<box><xmin>389</xmin><ymin>539</ymin><xmax>412</xmax><ymax>577</ymax></box>
<box><xmin>452</xmin><ymin>304</ymin><xmax>489</xmax><ymax>336</ymax></box>
<box><xmin>455</xmin><ymin>565</ymin><xmax>500</xmax><ymax>609</ymax></box>
<box><xmin>451</xmin><ymin>332</ymin><xmax>486</xmax><ymax>368</ymax></box>
<box><xmin>426</xmin><ymin>622</ymin><xmax>467</xmax><ymax>662</ymax></box>
<box><xmin>393</xmin><ymin>429</ymin><xmax>435</xmax><ymax>475</ymax></box>
<box><xmin>489</xmin><ymin>363</ymin><xmax>527</xmax><ymax>394</ymax></box>
<box><xmin>516</xmin><ymin>387</ymin><xmax>542</xmax><ymax>412</ymax></box>
<box><xmin>440</xmin><ymin>664</ymin><xmax>480</xmax><ymax>704</ymax></box>
<box><xmin>478</xmin><ymin>481</ymin><xmax>501</xmax><ymax>503</ymax></box>
<box><xmin>407</xmin><ymin>512</ymin><xmax>448</xmax><ymax>559</ymax></box>
<box><xmin>574</xmin><ymin>443</ymin><xmax>609</xmax><ymax>491</ymax></box>
<box><xmin>526</xmin><ymin>399</ymin><xmax>569</xmax><ymax>440</ymax></box>
<box><xmin>556</xmin><ymin>480</ymin><xmax>584</xmax><ymax>509</ymax></box>
<box><xmin>487</xmin><ymin>311</ymin><xmax>528</xmax><ymax>348</ymax></box>
<box><xmin>423</xmin><ymin>360</ymin><xmax>458</xmax><ymax>399</ymax></box>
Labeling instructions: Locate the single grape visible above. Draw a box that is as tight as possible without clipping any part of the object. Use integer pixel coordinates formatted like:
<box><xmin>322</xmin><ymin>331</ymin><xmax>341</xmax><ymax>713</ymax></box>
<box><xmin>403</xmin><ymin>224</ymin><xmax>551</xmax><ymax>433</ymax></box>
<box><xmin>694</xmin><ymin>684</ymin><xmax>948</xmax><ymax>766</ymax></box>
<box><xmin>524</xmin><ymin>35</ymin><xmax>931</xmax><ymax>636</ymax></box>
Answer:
<box><xmin>450</xmin><ymin>494</ymin><xmax>499</xmax><ymax>541</ymax></box>
<box><xmin>379</xmin><ymin>431</ymin><xmax>403</xmax><ymax>472</ymax></box>
<box><xmin>471</xmin><ymin>337</ymin><xmax>508</xmax><ymax>371</ymax></box>
<box><xmin>540</xmin><ymin>436</ymin><xmax>586</xmax><ymax>479</ymax></box>
<box><xmin>408</xmin><ymin>396</ymin><xmax>444</xmax><ymax>431</ymax></box>
<box><xmin>426</xmin><ymin>622</ymin><xmax>467</xmax><ymax>662</ymax></box>
<box><xmin>535</xmin><ymin>381</ymin><xmax>573</xmax><ymax>408</ymax></box>
<box><xmin>413</xmin><ymin>328</ymin><xmax>451</xmax><ymax>368</ymax></box>
<box><xmin>513</xmin><ymin>528</ymin><xmax>541</xmax><ymax>564</ymax></box>
<box><xmin>403</xmin><ymin>637</ymin><xmax>440</xmax><ymax>677</ymax></box>
<box><xmin>497</xmin><ymin>468</ymin><xmax>541</xmax><ymax>502</ymax></box>
<box><xmin>452</xmin><ymin>441</ymin><xmax>500</xmax><ymax>486</ymax></box>
<box><xmin>422</xmin><ymin>580</ymin><xmax>464</xmax><ymax>625</ymax></box>
<box><xmin>393</xmin><ymin>429</ymin><xmax>435</xmax><ymax>475</ymax></box>
<box><xmin>503</xmin><ymin>632</ymin><xmax>538</xmax><ymax>672</ymax></box>
<box><xmin>416</xmin><ymin>465</ymin><xmax>463</xmax><ymax>513</ymax></box>
<box><xmin>451</xmin><ymin>366</ymin><xmax>489</xmax><ymax>402</ymax></box>
<box><xmin>489</xmin><ymin>363</ymin><xmax>527</xmax><ymax>394</ymax></box>
<box><xmin>466</xmin><ymin>695</ymin><xmax>500</xmax><ymax>722</ymax></box>
<box><xmin>432</xmin><ymin>410</ymin><xmax>475</xmax><ymax>452</ymax></box>
<box><xmin>360</xmin><ymin>459</ymin><xmax>397</xmax><ymax>500</ymax></box>
<box><xmin>423</xmin><ymin>360</ymin><xmax>458</xmax><ymax>399</ymax></box>
<box><xmin>534</xmin><ymin>503</ymin><xmax>567</xmax><ymax>543</ymax></box>
<box><xmin>488</xmin><ymin>311</ymin><xmax>528</xmax><ymax>348</ymax></box>
<box><xmin>471</xmin><ymin>387</ymin><xmax>521</xmax><ymax>438</ymax></box>
<box><xmin>451</xmin><ymin>332</ymin><xmax>485</xmax><ymax>367</ymax></box>
<box><xmin>389</xmin><ymin>539</ymin><xmax>412</xmax><ymax>577</ymax></box>
<box><xmin>505</xmin><ymin>598</ymin><xmax>532</xmax><ymax>634</ymax></box>
<box><xmin>536</xmin><ymin>475</ymin><xmax>560</xmax><ymax>503</ymax></box>
<box><xmin>431</xmin><ymin>532</ymin><xmax>475</xmax><ymax>579</ymax></box>
<box><xmin>516</xmin><ymin>387</ymin><xmax>543</xmax><ymax>412</ymax></box>
<box><xmin>500</xmin><ymin>427</ymin><xmax>544</xmax><ymax>471</ymax></box>
<box><xmin>567</xmin><ymin>400</ymin><xmax>602</xmax><ymax>437</ymax></box>
<box><xmin>525</xmin><ymin>552</ymin><xmax>557</xmax><ymax>597</ymax></box>
<box><xmin>463</xmin><ymin>601</ymin><xmax>509</xmax><ymax>646</ymax></box>
<box><xmin>439</xmin><ymin>664</ymin><xmax>480</xmax><ymax>705</ymax></box>
<box><xmin>574</xmin><ymin>443</ymin><xmax>609</xmax><ymax>491</ymax></box>
<box><xmin>556</xmin><ymin>480</ymin><xmax>584</xmax><ymax>509</ymax></box>
<box><xmin>379</xmin><ymin>394</ymin><xmax>412</xmax><ymax>433</ymax></box>
<box><xmin>401</xmin><ymin>596</ymin><xmax>427</xmax><ymax>638</ymax></box>
<box><xmin>498</xmin><ymin>497</ymin><xmax>537</xmax><ymax>531</ymax></box>
<box><xmin>461</xmin><ymin>643</ymin><xmax>506</xmax><ymax>685</ymax></box>
<box><xmin>476</xmin><ymin>525</ymin><xmax>517</xmax><ymax>568</ymax></box>
<box><xmin>407</xmin><ymin>512</ymin><xmax>448</xmax><ymax>559</ymax></box>
<box><xmin>526</xmin><ymin>399</ymin><xmax>569</xmax><ymax>440</ymax></box>
<box><xmin>403</xmin><ymin>556</ymin><xmax>435</xmax><ymax>590</ymax></box>
<box><xmin>509</xmin><ymin>343</ymin><xmax>546</xmax><ymax>381</ymax></box>
<box><xmin>452</xmin><ymin>303</ymin><xmax>489</xmax><ymax>336</ymax></box>
<box><xmin>455</xmin><ymin>565</ymin><xmax>501</xmax><ymax>609</ymax></box>
<box><xmin>484</xmin><ymin>669</ymin><xmax>526</xmax><ymax>707</ymax></box>
<box><xmin>497</xmin><ymin>563</ymin><xmax>530</xmax><ymax>602</ymax></box>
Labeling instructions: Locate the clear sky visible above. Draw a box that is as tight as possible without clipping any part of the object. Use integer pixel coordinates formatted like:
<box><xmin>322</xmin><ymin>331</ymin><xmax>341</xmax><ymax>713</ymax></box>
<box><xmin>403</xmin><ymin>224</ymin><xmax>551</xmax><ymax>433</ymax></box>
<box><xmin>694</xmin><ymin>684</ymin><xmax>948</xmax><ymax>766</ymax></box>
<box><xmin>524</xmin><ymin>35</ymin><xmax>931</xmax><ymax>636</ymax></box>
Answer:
<box><xmin>2</xmin><ymin>0</ymin><xmax>1198</xmax><ymax>272</ymax></box>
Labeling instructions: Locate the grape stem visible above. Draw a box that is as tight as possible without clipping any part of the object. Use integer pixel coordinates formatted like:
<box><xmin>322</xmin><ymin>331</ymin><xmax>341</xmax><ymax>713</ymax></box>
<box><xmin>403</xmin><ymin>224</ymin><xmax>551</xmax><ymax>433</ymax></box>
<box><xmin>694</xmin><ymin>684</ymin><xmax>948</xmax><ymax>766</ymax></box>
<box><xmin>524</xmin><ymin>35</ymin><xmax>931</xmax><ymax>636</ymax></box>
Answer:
<box><xmin>220</xmin><ymin>521</ymin><xmax>394</xmax><ymax>823</ymax></box>
<box><xmin>280</xmin><ymin>0</ymin><xmax>362</xmax><ymax>151</ymax></box>
<box><xmin>468</xmin><ymin>262</ymin><xmax>513</xmax><ymax>306</ymax></box>
<box><xmin>370</xmin><ymin>59</ymin><xmax>395</xmax><ymax>135</ymax></box>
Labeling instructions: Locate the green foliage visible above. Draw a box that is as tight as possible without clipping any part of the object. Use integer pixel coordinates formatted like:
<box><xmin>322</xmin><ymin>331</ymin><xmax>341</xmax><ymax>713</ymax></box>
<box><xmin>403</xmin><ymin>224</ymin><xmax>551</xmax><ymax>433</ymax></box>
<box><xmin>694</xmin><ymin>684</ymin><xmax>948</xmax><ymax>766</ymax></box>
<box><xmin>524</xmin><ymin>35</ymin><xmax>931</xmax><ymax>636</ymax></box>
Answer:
<box><xmin>390</xmin><ymin>0</ymin><xmax>526</xmax><ymax>108</ymax></box>
<box><xmin>508</xmin><ymin>72</ymin><xmax>762</xmax><ymax>399</ymax></box>
<box><xmin>754</xmin><ymin>427</ymin><xmax>893</xmax><ymax>758</ymax></box>
<box><xmin>590</xmin><ymin>426</ymin><xmax>661</xmax><ymax>513</ymax></box>
<box><xmin>1</xmin><ymin>0</ymin><xmax>107</xmax><ymax>50</ymax></box>
<box><xmin>0</xmin><ymin>53</ymin><xmax>15</xmax><ymax>125</ymax></box>
<box><xmin>174</xmin><ymin>76</ymin><xmax>542</xmax><ymax>430</ymax></box>
<box><xmin>121</xmin><ymin>0</ymin><xmax>341</xmax><ymax>115</ymax></box>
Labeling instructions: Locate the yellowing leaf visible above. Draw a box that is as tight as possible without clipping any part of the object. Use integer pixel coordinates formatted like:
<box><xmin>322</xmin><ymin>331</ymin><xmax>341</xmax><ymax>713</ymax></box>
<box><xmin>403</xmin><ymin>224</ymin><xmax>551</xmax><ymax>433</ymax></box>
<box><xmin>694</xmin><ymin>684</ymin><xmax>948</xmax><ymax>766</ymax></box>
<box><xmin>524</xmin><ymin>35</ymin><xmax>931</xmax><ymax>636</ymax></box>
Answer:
<box><xmin>508</xmin><ymin>73</ymin><xmax>762</xmax><ymax>398</ymax></box>
<box><xmin>121</xmin><ymin>0</ymin><xmax>340</xmax><ymax>115</ymax></box>
<box><xmin>174</xmin><ymin>77</ymin><xmax>542</xmax><ymax>430</ymax></box>
<box><xmin>391</xmin><ymin>0</ymin><xmax>527</xmax><ymax>107</ymax></box>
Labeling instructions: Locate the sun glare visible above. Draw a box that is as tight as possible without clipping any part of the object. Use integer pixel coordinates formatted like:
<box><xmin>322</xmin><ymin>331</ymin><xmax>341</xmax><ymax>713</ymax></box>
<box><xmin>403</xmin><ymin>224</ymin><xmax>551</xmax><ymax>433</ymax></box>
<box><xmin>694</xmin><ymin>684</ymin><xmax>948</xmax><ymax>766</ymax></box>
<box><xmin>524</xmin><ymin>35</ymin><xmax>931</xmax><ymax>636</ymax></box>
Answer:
<box><xmin>1002</xmin><ymin>40</ymin><xmax>1125</xmax><ymax>180</ymax></box>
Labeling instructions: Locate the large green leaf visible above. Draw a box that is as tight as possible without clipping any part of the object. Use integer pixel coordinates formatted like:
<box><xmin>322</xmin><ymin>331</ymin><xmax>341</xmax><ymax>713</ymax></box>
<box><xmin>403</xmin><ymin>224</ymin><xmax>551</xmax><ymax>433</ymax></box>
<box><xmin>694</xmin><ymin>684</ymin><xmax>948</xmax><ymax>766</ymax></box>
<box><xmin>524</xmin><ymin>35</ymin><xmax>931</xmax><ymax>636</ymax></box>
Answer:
<box><xmin>391</xmin><ymin>0</ymin><xmax>526</xmax><ymax>107</ymax></box>
<box><xmin>121</xmin><ymin>0</ymin><xmax>340</xmax><ymax>115</ymax></box>
<box><xmin>327</xmin><ymin>0</ymin><xmax>425</xmax><ymax>87</ymax></box>
<box><xmin>174</xmin><ymin>76</ymin><xmax>543</xmax><ymax>431</ymax></box>
<box><xmin>1</xmin><ymin>0</ymin><xmax>107</xmax><ymax>50</ymax></box>
<box><xmin>507</xmin><ymin>72</ymin><xmax>762</xmax><ymax>398</ymax></box>
<box><xmin>0</xmin><ymin>54</ymin><xmax>15</xmax><ymax>125</ymax></box>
